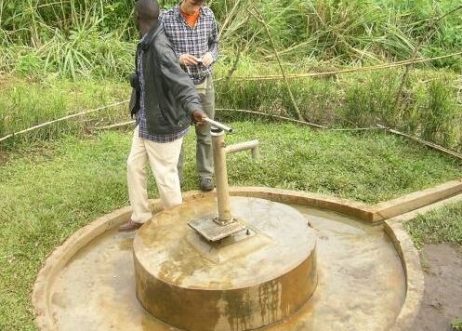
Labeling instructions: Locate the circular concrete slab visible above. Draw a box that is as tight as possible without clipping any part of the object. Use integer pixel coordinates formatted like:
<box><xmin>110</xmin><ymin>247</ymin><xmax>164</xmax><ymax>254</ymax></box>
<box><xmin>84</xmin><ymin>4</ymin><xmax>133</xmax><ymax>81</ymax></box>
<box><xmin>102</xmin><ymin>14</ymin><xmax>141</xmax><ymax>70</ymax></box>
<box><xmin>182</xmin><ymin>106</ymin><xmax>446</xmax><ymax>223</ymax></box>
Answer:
<box><xmin>134</xmin><ymin>197</ymin><xmax>317</xmax><ymax>330</ymax></box>
<box><xmin>35</xmin><ymin>192</ymin><xmax>411</xmax><ymax>331</ymax></box>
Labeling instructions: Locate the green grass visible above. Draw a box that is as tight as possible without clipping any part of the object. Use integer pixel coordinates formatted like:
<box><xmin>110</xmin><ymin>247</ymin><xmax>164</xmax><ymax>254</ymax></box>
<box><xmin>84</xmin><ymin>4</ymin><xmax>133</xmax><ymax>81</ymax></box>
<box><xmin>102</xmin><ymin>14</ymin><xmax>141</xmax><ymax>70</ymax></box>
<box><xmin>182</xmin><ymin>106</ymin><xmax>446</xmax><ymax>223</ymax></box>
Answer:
<box><xmin>0</xmin><ymin>77</ymin><xmax>129</xmax><ymax>146</ymax></box>
<box><xmin>1</xmin><ymin>120</ymin><xmax>462</xmax><ymax>330</ymax></box>
<box><xmin>453</xmin><ymin>319</ymin><xmax>462</xmax><ymax>331</ymax></box>
<box><xmin>405</xmin><ymin>201</ymin><xmax>462</xmax><ymax>249</ymax></box>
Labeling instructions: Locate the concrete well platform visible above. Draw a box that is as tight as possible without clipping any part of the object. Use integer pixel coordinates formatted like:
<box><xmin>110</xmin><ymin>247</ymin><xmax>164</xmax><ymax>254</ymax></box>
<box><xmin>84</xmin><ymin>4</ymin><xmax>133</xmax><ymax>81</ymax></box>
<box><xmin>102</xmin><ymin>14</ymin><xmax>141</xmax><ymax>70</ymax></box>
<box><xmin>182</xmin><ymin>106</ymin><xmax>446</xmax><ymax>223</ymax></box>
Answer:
<box><xmin>33</xmin><ymin>188</ymin><xmax>423</xmax><ymax>331</ymax></box>
<box><xmin>134</xmin><ymin>197</ymin><xmax>317</xmax><ymax>330</ymax></box>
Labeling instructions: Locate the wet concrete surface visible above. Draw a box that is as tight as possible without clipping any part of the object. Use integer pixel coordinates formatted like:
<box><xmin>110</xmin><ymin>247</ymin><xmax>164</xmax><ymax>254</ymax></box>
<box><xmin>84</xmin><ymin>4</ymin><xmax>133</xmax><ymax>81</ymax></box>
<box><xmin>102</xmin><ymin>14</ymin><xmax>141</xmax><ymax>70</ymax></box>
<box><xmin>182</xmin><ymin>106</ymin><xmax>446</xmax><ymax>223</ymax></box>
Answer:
<box><xmin>49</xmin><ymin>201</ymin><xmax>405</xmax><ymax>331</ymax></box>
<box><xmin>135</xmin><ymin>197</ymin><xmax>316</xmax><ymax>288</ymax></box>
<box><xmin>133</xmin><ymin>197</ymin><xmax>318</xmax><ymax>330</ymax></box>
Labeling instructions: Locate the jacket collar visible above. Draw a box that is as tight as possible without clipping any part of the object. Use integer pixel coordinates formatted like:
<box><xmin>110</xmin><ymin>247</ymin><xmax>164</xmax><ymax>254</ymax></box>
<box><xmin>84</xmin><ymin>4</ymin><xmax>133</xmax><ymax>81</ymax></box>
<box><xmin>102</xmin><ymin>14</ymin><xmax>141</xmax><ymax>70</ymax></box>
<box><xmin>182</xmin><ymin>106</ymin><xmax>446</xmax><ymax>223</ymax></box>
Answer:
<box><xmin>140</xmin><ymin>20</ymin><xmax>162</xmax><ymax>50</ymax></box>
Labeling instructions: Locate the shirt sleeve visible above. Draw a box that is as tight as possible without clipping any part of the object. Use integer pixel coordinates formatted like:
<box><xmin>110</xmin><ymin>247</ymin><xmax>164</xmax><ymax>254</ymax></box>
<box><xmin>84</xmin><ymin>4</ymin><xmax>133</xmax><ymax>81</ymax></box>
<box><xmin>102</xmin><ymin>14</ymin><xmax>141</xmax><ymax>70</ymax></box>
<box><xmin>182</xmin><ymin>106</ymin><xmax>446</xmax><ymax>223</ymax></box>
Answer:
<box><xmin>161</xmin><ymin>15</ymin><xmax>182</xmax><ymax>59</ymax></box>
<box><xmin>208</xmin><ymin>12</ymin><xmax>219</xmax><ymax>62</ymax></box>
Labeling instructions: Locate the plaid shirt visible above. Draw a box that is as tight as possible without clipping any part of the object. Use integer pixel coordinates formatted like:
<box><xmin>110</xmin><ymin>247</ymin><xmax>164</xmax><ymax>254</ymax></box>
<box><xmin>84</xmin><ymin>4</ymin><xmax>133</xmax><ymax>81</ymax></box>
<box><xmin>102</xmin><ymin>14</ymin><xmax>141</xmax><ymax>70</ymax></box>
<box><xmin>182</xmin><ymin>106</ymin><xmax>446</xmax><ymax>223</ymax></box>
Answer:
<box><xmin>161</xmin><ymin>5</ymin><xmax>219</xmax><ymax>84</ymax></box>
<box><xmin>136</xmin><ymin>35</ymin><xmax>189</xmax><ymax>143</ymax></box>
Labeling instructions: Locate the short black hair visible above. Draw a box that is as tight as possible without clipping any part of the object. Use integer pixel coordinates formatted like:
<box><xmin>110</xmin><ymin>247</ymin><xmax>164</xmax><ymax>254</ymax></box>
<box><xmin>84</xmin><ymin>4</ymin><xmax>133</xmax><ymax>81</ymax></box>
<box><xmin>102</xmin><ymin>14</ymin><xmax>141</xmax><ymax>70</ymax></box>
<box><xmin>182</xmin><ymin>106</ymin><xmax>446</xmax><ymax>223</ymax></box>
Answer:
<box><xmin>135</xmin><ymin>0</ymin><xmax>160</xmax><ymax>22</ymax></box>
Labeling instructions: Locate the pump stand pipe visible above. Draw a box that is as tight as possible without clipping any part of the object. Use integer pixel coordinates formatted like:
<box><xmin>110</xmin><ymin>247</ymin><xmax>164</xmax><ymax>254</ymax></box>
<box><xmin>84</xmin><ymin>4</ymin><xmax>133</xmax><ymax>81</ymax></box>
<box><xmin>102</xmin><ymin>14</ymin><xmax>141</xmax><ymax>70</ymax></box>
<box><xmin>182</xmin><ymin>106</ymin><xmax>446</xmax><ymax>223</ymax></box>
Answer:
<box><xmin>225</xmin><ymin>140</ymin><xmax>259</xmax><ymax>159</ymax></box>
<box><xmin>211</xmin><ymin>127</ymin><xmax>233</xmax><ymax>225</ymax></box>
<box><xmin>208</xmin><ymin>118</ymin><xmax>260</xmax><ymax>226</ymax></box>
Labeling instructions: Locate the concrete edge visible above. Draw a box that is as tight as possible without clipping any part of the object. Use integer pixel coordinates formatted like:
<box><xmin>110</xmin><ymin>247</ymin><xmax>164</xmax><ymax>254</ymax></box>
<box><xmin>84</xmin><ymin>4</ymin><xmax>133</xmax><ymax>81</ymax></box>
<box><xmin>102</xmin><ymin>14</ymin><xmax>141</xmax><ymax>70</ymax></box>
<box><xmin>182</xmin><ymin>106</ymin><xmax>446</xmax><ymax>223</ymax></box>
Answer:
<box><xmin>383</xmin><ymin>192</ymin><xmax>462</xmax><ymax>330</ymax></box>
<box><xmin>32</xmin><ymin>192</ymin><xmax>213</xmax><ymax>331</ymax></box>
<box><xmin>32</xmin><ymin>206</ymin><xmax>133</xmax><ymax>331</ymax></box>
<box><xmin>370</xmin><ymin>180</ymin><xmax>462</xmax><ymax>222</ymax></box>
<box><xmin>228</xmin><ymin>186</ymin><xmax>376</xmax><ymax>222</ymax></box>
<box><xmin>384</xmin><ymin>221</ymin><xmax>425</xmax><ymax>331</ymax></box>
<box><xmin>386</xmin><ymin>192</ymin><xmax>462</xmax><ymax>224</ymax></box>
<box><xmin>32</xmin><ymin>187</ymin><xmax>418</xmax><ymax>331</ymax></box>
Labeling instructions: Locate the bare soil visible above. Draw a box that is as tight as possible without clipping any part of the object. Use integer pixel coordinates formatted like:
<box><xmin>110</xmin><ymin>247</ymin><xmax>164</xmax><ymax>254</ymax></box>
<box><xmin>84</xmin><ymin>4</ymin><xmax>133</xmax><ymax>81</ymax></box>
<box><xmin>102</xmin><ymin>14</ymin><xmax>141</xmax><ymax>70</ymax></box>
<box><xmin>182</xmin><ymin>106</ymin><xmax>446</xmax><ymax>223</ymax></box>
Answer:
<box><xmin>411</xmin><ymin>243</ymin><xmax>462</xmax><ymax>331</ymax></box>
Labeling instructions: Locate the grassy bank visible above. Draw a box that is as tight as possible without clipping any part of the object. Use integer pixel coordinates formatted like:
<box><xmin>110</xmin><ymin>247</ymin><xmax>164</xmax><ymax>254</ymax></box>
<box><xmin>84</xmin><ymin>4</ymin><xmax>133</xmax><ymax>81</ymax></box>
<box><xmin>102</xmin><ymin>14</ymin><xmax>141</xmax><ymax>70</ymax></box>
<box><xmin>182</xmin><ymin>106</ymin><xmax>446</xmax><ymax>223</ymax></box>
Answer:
<box><xmin>0</xmin><ymin>77</ymin><xmax>129</xmax><ymax>148</ymax></box>
<box><xmin>2</xmin><ymin>69</ymin><xmax>461</xmax><ymax>153</ymax></box>
<box><xmin>217</xmin><ymin>65</ymin><xmax>462</xmax><ymax>151</ymax></box>
<box><xmin>1</xmin><ymin>121</ymin><xmax>462</xmax><ymax>329</ymax></box>
<box><xmin>2</xmin><ymin>0</ymin><xmax>461</xmax><ymax>153</ymax></box>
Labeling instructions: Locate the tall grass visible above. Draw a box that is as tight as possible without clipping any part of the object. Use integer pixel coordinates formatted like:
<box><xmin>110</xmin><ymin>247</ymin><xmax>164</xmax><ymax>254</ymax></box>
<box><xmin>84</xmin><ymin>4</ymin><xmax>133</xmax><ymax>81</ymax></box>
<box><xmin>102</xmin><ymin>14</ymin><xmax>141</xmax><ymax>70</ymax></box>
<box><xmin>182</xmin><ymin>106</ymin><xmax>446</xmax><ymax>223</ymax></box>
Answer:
<box><xmin>1</xmin><ymin>0</ymin><xmax>461</xmax><ymax>77</ymax></box>
<box><xmin>1</xmin><ymin>0</ymin><xmax>461</xmax><ymax>152</ymax></box>
<box><xmin>0</xmin><ymin>0</ymin><xmax>135</xmax><ymax>78</ymax></box>
<box><xmin>1</xmin><ymin>64</ymin><xmax>460</xmax><ymax>153</ymax></box>
<box><xmin>216</xmin><ymin>61</ymin><xmax>462</xmax><ymax>151</ymax></box>
<box><xmin>0</xmin><ymin>78</ymin><xmax>129</xmax><ymax>147</ymax></box>
<box><xmin>214</xmin><ymin>0</ymin><xmax>462</xmax><ymax>67</ymax></box>
<box><xmin>0</xmin><ymin>0</ymin><xmax>136</xmax><ymax>43</ymax></box>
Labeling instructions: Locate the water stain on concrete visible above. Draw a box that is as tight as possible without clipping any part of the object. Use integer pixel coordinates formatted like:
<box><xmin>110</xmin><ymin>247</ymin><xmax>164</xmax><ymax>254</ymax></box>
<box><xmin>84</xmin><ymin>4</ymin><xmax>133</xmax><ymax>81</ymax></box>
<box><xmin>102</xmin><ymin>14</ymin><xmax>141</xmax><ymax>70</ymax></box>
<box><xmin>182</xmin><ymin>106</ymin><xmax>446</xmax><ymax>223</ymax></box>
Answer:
<box><xmin>134</xmin><ymin>197</ymin><xmax>317</xmax><ymax>330</ymax></box>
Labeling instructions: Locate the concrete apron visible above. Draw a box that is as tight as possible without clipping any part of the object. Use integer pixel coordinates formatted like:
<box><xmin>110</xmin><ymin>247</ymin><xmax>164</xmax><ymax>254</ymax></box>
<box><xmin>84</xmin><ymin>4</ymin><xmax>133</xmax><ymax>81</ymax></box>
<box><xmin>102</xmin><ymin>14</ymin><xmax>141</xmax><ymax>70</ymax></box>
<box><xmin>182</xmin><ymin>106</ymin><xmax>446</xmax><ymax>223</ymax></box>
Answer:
<box><xmin>33</xmin><ymin>188</ymin><xmax>423</xmax><ymax>331</ymax></box>
<box><xmin>134</xmin><ymin>197</ymin><xmax>318</xmax><ymax>330</ymax></box>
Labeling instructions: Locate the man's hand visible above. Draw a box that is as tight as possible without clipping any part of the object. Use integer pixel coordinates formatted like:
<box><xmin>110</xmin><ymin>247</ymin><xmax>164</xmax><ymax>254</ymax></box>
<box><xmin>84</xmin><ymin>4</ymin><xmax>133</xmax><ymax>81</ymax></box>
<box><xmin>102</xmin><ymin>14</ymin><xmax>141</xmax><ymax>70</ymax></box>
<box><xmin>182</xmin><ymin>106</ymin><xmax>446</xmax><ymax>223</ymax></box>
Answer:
<box><xmin>192</xmin><ymin>110</ymin><xmax>207</xmax><ymax>125</ymax></box>
<box><xmin>201</xmin><ymin>52</ymin><xmax>213</xmax><ymax>66</ymax></box>
<box><xmin>179</xmin><ymin>54</ymin><xmax>201</xmax><ymax>66</ymax></box>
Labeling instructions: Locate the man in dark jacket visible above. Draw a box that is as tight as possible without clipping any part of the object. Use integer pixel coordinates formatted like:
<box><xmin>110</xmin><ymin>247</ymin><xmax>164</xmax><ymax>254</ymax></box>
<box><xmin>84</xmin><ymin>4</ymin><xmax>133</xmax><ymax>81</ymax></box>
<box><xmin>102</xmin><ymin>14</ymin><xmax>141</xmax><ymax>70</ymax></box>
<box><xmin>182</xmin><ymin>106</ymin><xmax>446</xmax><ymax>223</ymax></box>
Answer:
<box><xmin>120</xmin><ymin>0</ymin><xmax>206</xmax><ymax>231</ymax></box>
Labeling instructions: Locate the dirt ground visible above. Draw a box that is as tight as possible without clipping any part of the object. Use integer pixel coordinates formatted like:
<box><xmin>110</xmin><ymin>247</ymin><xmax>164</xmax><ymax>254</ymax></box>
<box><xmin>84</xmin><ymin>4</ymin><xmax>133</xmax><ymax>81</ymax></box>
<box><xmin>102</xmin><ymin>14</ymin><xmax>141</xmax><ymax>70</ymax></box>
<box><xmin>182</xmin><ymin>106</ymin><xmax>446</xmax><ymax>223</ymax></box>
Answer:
<box><xmin>411</xmin><ymin>243</ymin><xmax>462</xmax><ymax>331</ymax></box>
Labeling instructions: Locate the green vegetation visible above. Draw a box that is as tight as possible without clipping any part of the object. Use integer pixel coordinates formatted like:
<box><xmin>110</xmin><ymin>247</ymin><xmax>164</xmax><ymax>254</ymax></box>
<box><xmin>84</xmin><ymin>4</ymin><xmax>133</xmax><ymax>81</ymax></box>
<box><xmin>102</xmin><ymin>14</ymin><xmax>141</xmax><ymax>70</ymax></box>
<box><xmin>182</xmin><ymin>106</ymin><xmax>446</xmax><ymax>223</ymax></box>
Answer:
<box><xmin>1</xmin><ymin>1</ymin><xmax>462</xmax><ymax>328</ymax></box>
<box><xmin>217</xmin><ymin>66</ymin><xmax>462</xmax><ymax>151</ymax></box>
<box><xmin>0</xmin><ymin>0</ymin><xmax>136</xmax><ymax>78</ymax></box>
<box><xmin>1</xmin><ymin>0</ymin><xmax>462</xmax><ymax>77</ymax></box>
<box><xmin>0</xmin><ymin>77</ymin><xmax>128</xmax><ymax>146</ymax></box>
<box><xmin>452</xmin><ymin>319</ymin><xmax>462</xmax><ymax>331</ymax></box>
<box><xmin>1</xmin><ymin>121</ymin><xmax>461</xmax><ymax>329</ymax></box>
<box><xmin>405</xmin><ymin>201</ymin><xmax>462</xmax><ymax>249</ymax></box>
<box><xmin>1</xmin><ymin>1</ymin><xmax>461</xmax><ymax>153</ymax></box>
<box><xmin>2</xmin><ymin>67</ymin><xmax>461</xmax><ymax>154</ymax></box>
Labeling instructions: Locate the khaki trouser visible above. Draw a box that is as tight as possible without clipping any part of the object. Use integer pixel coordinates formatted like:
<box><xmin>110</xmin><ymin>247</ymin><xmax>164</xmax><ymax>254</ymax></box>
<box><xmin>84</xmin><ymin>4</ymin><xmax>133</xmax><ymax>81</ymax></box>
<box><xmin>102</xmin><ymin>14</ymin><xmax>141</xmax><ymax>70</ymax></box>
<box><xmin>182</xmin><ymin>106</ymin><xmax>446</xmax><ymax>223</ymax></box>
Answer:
<box><xmin>127</xmin><ymin>126</ymin><xmax>183</xmax><ymax>224</ymax></box>
<box><xmin>178</xmin><ymin>75</ymin><xmax>215</xmax><ymax>181</ymax></box>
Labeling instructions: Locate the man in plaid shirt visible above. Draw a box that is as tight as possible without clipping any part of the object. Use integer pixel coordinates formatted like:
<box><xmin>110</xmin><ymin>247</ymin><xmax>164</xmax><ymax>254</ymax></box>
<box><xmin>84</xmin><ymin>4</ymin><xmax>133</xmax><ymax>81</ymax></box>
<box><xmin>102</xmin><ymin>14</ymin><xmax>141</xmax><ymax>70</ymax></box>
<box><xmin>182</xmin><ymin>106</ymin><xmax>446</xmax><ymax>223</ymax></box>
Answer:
<box><xmin>161</xmin><ymin>0</ymin><xmax>219</xmax><ymax>192</ymax></box>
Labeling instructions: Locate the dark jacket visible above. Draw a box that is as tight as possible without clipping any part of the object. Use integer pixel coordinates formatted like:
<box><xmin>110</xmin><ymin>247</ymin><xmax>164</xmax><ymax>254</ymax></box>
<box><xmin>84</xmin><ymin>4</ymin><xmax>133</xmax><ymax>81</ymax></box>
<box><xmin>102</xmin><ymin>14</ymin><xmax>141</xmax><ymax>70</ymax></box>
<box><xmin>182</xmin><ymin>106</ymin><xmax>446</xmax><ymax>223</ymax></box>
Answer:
<box><xmin>129</xmin><ymin>21</ymin><xmax>202</xmax><ymax>135</ymax></box>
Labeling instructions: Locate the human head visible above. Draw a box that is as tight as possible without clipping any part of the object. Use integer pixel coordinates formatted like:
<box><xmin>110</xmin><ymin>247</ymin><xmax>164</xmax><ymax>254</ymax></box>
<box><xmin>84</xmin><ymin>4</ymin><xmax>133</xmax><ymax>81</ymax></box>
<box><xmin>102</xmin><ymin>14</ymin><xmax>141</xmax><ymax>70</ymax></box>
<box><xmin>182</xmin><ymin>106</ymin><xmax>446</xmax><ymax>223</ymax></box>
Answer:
<box><xmin>135</xmin><ymin>0</ymin><xmax>160</xmax><ymax>34</ymax></box>
<box><xmin>181</xmin><ymin>0</ymin><xmax>205</xmax><ymax>14</ymax></box>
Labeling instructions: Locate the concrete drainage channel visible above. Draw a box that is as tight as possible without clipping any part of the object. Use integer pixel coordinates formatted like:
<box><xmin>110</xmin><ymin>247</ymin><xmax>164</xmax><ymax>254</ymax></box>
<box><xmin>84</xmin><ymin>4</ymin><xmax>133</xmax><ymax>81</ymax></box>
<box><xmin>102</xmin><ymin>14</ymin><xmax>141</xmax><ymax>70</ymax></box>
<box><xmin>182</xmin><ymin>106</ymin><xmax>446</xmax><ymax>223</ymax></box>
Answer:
<box><xmin>32</xmin><ymin>121</ymin><xmax>462</xmax><ymax>331</ymax></box>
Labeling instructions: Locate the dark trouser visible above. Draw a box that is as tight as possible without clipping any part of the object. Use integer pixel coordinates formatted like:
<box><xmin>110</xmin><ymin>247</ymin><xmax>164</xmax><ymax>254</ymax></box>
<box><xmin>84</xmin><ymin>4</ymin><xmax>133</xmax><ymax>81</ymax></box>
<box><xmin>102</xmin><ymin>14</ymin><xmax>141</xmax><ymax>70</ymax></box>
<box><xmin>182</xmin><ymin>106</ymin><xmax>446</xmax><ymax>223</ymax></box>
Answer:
<box><xmin>178</xmin><ymin>76</ymin><xmax>215</xmax><ymax>182</ymax></box>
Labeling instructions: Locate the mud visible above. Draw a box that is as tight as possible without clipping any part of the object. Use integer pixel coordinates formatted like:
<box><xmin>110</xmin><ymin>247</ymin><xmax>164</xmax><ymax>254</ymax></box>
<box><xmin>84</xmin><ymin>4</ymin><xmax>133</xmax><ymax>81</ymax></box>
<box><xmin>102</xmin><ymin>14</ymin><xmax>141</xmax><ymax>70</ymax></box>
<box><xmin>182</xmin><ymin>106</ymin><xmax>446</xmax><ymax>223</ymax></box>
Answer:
<box><xmin>411</xmin><ymin>243</ymin><xmax>462</xmax><ymax>331</ymax></box>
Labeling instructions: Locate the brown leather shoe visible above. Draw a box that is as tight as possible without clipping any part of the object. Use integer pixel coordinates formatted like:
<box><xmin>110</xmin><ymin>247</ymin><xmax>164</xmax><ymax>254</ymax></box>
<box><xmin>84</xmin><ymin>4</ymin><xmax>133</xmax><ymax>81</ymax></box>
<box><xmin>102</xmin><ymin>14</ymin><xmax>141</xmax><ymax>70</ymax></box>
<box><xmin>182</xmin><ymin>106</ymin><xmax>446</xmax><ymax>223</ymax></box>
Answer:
<box><xmin>118</xmin><ymin>219</ymin><xmax>143</xmax><ymax>232</ymax></box>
